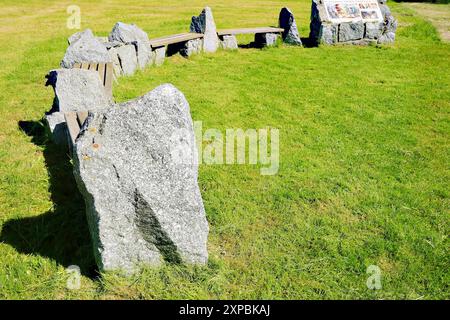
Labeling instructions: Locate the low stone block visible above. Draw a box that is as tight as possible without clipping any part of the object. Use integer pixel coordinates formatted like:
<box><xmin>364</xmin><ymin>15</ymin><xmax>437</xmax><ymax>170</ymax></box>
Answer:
<box><xmin>365</xmin><ymin>22</ymin><xmax>383</xmax><ymax>40</ymax></box>
<box><xmin>116</xmin><ymin>44</ymin><xmax>138</xmax><ymax>76</ymax></box>
<box><xmin>255</xmin><ymin>33</ymin><xmax>279</xmax><ymax>47</ymax></box>
<box><xmin>45</xmin><ymin>68</ymin><xmax>111</xmax><ymax>112</ymax></box>
<box><xmin>338</xmin><ymin>22</ymin><xmax>365</xmax><ymax>42</ymax></box>
<box><xmin>62</xmin><ymin>30</ymin><xmax>111</xmax><ymax>68</ymax></box>
<box><xmin>220</xmin><ymin>35</ymin><xmax>238</xmax><ymax>50</ymax></box>
<box><xmin>153</xmin><ymin>46</ymin><xmax>166</xmax><ymax>66</ymax></box>
<box><xmin>181</xmin><ymin>39</ymin><xmax>203</xmax><ymax>57</ymax></box>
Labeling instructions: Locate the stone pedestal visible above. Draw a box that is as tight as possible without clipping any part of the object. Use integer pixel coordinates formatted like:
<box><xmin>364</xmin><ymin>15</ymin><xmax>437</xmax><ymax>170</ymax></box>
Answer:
<box><xmin>309</xmin><ymin>0</ymin><xmax>397</xmax><ymax>45</ymax></box>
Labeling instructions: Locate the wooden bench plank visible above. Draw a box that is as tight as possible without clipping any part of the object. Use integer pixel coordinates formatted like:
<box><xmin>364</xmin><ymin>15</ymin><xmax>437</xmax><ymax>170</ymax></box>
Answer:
<box><xmin>64</xmin><ymin>112</ymin><xmax>80</xmax><ymax>145</ymax></box>
<box><xmin>149</xmin><ymin>33</ymin><xmax>204</xmax><ymax>48</ymax></box>
<box><xmin>97</xmin><ymin>63</ymin><xmax>106</xmax><ymax>86</ymax></box>
<box><xmin>217</xmin><ymin>27</ymin><xmax>284</xmax><ymax>36</ymax></box>
<box><xmin>104</xmin><ymin>63</ymin><xmax>113</xmax><ymax>99</ymax></box>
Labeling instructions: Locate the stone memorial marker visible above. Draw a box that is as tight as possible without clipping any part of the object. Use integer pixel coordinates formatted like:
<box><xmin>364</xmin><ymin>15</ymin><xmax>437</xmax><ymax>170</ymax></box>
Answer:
<box><xmin>309</xmin><ymin>0</ymin><xmax>397</xmax><ymax>45</ymax></box>
<box><xmin>73</xmin><ymin>84</ymin><xmax>209</xmax><ymax>272</ymax></box>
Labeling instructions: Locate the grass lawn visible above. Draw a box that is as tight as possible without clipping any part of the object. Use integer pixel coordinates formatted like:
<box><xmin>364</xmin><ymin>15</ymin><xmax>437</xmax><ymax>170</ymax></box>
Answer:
<box><xmin>0</xmin><ymin>0</ymin><xmax>448</xmax><ymax>299</ymax></box>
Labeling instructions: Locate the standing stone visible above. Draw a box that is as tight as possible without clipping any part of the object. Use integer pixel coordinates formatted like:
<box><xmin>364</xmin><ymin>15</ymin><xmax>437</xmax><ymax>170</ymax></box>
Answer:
<box><xmin>109</xmin><ymin>22</ymin><xmax>152</xmax><ymax>69</ymax></box>
<box><xmin>180</xmin><ymin>39</ymin><xmax>203</xmax><ymax>57</ymax></box>
<box><xmin>45</xmin><ymin>68</ymin><xmax>111</xmax><ymax>112</ymax></box>
<box><xmin>115</xmin><ymin>44</ymin><xmax>138</xmax><ymax>76</ymax></box>
<box><xmin>62</xmin><ymin>30</ymin><xmax>111</xmax><ymax>68</ymax></box>
<box><xmin>279</xmin><ymin>7</ymin><xmax>302</xmax><ymax>45</ymax></box>
<box><xmin>73</xmin><ymin>84</ymin><xmax>209</xmax><ymax>272</ymax></box>
<box><xmin>338</xmin><ymin>22</ymin><xmax>365</xmax><ymax>42</ymax></box>
<box><xmin>255</xmin><ymin>33</ymin><xmax>279</xmax><ymax>47</ymax></box>
<box><xmin>190</xmin><ymin>7</ymin><xmax>219</xmax><ymax>53</ymax></box>
<box><xmin>219</xmin><ymin>35</ymin><xmax>238</xmax><ymax>50</ymax></box>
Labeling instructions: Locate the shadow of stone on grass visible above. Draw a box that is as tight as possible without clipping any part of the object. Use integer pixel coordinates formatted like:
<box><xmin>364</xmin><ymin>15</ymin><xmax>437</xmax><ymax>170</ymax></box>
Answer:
<box><xmin>0</xmin><ymin>120</ymin><xmax>97</xmax><ymax>278</ymax></box>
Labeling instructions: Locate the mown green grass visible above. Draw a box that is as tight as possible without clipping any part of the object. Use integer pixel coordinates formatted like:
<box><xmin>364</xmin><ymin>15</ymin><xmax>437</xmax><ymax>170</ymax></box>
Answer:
<box><xmin>0</xmin><ymin>0</ymin><xmax>449</xmax><ymax>299</ymax></box>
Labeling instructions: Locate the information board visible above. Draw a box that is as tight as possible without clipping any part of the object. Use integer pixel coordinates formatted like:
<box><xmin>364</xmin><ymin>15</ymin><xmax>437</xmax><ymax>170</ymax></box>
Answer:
<box><xmin>324</xmin><ymin>0</ymin><xmax>383</xmax><ymax>23</ymax></box>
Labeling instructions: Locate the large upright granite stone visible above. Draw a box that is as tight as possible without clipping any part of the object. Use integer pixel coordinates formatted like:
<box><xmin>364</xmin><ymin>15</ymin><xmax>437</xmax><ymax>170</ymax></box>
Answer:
<box><xmin>279</xmin><ymin>7</ymin><xmax>302</xmax><ymax>45</ymax></box>
<box><xmin>62</xmin><ymin>30</ymin><xmax>111</xmax><ymax>68</ymax></box>
<box><xmin>73</xmin><ymin>84</ymin><xmax>209</xmax><ymax>272</ymax></box>
<box><xmin>46</xmin><ymin>68</ymin><xmax>111</xmax><ymax>112</ymax></box>
<box><xmin>190</xmin><ymin>7</ymin><xmax>219</xmax><ymax>53</ymax></box>
<box><xmin>109</xmin><ymin>22</ymin><xmax>152</xmax><ymax>69</ymax></box>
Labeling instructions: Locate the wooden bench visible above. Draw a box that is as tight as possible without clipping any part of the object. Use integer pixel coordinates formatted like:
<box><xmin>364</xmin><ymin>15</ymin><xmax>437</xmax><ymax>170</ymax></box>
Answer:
<box><xmin>64</xmin><ymin>111</ymin><xmax>88</xmax><ymax>147</ymax></box>
<box><xmin>149</xmin><ymin>33</ymin><xmax>204</xmax><ymax>48</ymax></box>
<box><xmin>217</xmin><ymin>27</ymin><xmax>284</xmax><ymax>36</ymax></box>
<box><xmin>72</xmin><ymin>62</ymin><xmax>113</xmax><ymax>99</ymax></box>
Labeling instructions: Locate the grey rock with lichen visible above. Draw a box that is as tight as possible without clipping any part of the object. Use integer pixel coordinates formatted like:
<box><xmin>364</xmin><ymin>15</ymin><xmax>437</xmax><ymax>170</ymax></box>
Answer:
<box><xmin>338</xmin><ymin>22</ymin><xmax>365</xmax><ymax>42</ymax></box>
<box><xmin>73</xmin><ymin>84</ymin><xmax>209</xmax><ymax>272</ymax></box>
<box><xmin>62</xmin><ymin>30</ymin><xmax>111</xmax><ymax>68</ymax></box>
<box><xmin>255</xmin><ymin>33</ymin><xmax>279</xmax><ymax>47</ymax></box>
<box><xmin>190</xmin><ymin>7</ymin><xmax>219</xmax><ymax>53</ymax></box>
<box><xmin>45</xmin><ymin>68</ymin><xmax>111</xmax><ymax>112</ymax></box>
<box><xmin>109</xmin><ymin>22</ymin><xmax>152</xmax><ymax>69</ymax></box>
<box><xmin>115</xmin><ymin>44</ymin><xmax>138</xmax><ymax>76</ymax></box>
<box><xmin>220</xmin><ymin>35</ymin><xmax>238</xmax><ymax>50</ymax></box>
<box><xmin>153</xmin><ymin>46</ymin><xmax>166</xmax><ymax>66</ymax></box>
<box><xmin>378</xmin><ymin>14</ymin><xmax>397</xmax><ymax>44</ymax></box>
<box><xmin>279</xmin><ymin>7</ymin><xmax>302</xmax><ymax>45</ymax></box>
<box><xmin>45</xmin><ymin>112</ymin><xmax>67</xmax><ymax>146</ymax></box>
<box><xmin>181</xmin><ymin>39</ymin><xmax>203</xmax><ymax>57</ymax></box>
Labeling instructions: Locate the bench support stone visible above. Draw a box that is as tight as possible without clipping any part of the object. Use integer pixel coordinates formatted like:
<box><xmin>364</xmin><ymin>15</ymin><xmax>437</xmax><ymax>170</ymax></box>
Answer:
<box><xmin>219</xmin><ymin>35</ymin><xmax>238</xmax><ymax>50</ymax></box>
<box><xmin>254</xmin><ymin>33</ymin><xmax>279</xmax><ymax>47</ymax></box>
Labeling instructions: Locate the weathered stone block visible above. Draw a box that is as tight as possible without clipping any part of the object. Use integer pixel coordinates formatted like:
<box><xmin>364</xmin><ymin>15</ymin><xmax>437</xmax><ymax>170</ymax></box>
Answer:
<box><xmin>116</xmin><ymin>44</ymin><xmax>138</xmax><ymax>76</ymax></box>
<box><xmin>62</xmin><ymin>30</ymin><xmax>111</xmax><ymax>68</ymax></box>
<box><xmin>220</xmin><ymin>35</ymin><xmax>238</xmax><ymax>50</ymax></box>
<box><xmin>338</xmin><ymin>22</ymin><xmax>365</xmax><ymax>42</ymax></box>
<box><xmin>73</xmin><ymin>84</ymin><xmax>209</xmax><ymax>272</ymax></box>
<box><xmin>181</xmin><ymin>39</ymin><xmax>203</xmax><ymax>57</ymax></box>
<box><xmin>279</xmin><ymin>7</ymin><xmax>302</xmax><ymax>45</ymax></box>
<box><xmin>109</xmin><ymin>22</ymin><xmax>152</xmax><ymax>69</ymax></box>
<box><xmin>153</xmin><ymin>46</ymin><xmax>166</xmax><ymax>66</ymax></box>
<box><xmin>45</xmin><ymin>68</ymin><xmax>111</xmax><ymax>112</ymax></box>
<box><xmin>255</xmin><ymin>33</ymin><xmax>279</xmax><ymax>47</ymax></box>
